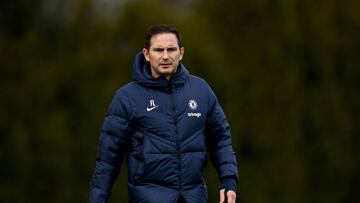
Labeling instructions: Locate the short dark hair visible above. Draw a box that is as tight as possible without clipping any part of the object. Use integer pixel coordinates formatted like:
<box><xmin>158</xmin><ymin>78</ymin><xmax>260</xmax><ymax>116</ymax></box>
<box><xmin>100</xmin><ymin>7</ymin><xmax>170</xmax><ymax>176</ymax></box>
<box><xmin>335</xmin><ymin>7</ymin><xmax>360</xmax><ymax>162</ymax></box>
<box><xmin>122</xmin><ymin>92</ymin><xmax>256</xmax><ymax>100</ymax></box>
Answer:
<box><xmin>145</xmin><ymin>24</ymin><xmax>182</xmax><ymax>49</ymax></box>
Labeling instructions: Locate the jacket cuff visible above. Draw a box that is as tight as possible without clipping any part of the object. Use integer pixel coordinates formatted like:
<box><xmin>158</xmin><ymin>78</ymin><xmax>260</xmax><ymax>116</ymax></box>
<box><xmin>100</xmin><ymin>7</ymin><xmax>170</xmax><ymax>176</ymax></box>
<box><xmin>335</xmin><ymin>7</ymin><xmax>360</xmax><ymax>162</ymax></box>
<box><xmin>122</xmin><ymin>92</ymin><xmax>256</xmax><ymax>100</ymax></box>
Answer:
<box><xmin>89</xmin><ymin>186</ymin><xmax>109</xmax><ymax>203</ymax></box>
<box><xmin>221</xmin><ymin>177</ymin><xmax>237</xmax><ymax>192</ymax></box>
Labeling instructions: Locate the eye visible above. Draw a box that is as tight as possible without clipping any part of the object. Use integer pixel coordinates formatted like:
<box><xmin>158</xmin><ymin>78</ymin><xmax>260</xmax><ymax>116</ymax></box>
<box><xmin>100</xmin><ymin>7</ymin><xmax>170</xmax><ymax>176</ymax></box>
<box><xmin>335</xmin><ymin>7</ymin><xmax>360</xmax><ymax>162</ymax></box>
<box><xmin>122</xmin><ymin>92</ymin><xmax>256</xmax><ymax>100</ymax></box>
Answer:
<box><xmin>153</xmin><ymin>48</ymin><xmax>164</xmax><ymax>52</ymax></box>
<box><xmin>167</xmin><ymin>47</ymin><xmax>178</xmax><ymax>52</ymax></box>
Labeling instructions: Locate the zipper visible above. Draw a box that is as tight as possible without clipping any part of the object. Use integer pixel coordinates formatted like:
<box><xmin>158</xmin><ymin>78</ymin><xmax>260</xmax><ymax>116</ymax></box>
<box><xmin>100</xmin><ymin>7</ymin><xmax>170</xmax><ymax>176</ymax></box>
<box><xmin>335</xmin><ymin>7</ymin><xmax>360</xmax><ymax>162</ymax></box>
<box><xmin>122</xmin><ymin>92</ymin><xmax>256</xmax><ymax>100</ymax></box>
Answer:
<box><xmin>171</xmin><ymin>86</ymin><xmax>182</xmax><ymax>191</ymax></box>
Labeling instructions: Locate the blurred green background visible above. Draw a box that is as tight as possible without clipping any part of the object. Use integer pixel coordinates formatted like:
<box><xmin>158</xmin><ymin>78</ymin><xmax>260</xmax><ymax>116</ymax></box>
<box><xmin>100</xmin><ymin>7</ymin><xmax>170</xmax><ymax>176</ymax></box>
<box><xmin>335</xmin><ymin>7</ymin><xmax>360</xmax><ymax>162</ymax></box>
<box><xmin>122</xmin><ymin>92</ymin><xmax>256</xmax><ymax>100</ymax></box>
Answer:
<box><xmin>1</xmin><ymin>0</ymin><xmax>359</xmax><ymax>202</ymax></box>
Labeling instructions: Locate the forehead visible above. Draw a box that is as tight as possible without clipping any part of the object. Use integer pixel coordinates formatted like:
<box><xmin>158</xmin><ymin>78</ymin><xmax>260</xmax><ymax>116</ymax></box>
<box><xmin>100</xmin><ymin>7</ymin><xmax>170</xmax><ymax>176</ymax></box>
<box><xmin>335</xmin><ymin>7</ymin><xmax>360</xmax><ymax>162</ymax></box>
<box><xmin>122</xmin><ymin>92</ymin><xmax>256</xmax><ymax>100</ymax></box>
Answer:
<box><xmin>150</xmin><ymin>33</ymin><xmax>179</xmax><ymax>48</ymax></box>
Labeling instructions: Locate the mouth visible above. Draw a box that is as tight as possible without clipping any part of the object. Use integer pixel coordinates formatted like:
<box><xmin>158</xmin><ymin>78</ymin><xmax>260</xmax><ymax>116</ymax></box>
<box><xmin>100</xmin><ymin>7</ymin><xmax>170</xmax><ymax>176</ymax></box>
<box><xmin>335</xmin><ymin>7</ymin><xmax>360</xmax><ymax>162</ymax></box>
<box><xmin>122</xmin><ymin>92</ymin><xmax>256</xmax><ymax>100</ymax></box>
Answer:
<box><xmin>160</xmin><ymin>63</ymin><xmax>172</xmax><ymax>67</ymax></box>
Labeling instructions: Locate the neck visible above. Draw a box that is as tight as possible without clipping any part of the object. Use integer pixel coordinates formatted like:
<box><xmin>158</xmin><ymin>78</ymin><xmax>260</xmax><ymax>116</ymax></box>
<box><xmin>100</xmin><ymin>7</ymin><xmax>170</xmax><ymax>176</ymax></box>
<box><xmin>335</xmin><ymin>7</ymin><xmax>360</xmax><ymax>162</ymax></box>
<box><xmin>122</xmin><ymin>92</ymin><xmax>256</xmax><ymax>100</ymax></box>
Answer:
<box><xmin>165</xmin><ymin>75</ymin><xmax>171</xmax><ymax>81</ymax></box>
<box><xmin>151</xmin><ymin>73</ymin><xmax>172</xmax><ymax>81</ymax></box>
<box><xmin>150</xmin><ymin>69</ymin><xmax>173</xmax><ymax>81</ymax></box>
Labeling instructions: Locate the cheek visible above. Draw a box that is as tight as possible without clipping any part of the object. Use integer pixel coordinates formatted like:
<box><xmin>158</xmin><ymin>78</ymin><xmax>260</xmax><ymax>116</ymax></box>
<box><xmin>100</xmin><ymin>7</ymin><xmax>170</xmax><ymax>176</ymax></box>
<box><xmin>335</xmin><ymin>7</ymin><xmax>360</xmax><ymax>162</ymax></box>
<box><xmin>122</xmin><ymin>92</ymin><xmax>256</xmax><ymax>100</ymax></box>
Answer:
<box><xmin>149</xmin><ymin>54</ymin><xmax>158</xmax><ymax>60</ymax></box>
<box><xmin>149</xmin><ymin>58</ymin><xmax>159</xmax><ymax>64</ymax></box>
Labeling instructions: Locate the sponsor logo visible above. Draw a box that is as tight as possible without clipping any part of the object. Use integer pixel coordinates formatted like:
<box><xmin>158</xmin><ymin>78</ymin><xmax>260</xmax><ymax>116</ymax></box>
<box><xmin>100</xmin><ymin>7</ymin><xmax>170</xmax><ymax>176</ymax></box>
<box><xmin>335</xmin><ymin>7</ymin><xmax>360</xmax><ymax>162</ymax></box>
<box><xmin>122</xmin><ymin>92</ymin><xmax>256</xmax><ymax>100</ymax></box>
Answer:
<box><xmin>187</xmin><ymin>112</ymin><xmax>202</xmax><ymax>118</ymax></box>
<box><xmin>146</xmin><ymin>100</ymin><xmax>159</xmax><ymax>112</ymax></box>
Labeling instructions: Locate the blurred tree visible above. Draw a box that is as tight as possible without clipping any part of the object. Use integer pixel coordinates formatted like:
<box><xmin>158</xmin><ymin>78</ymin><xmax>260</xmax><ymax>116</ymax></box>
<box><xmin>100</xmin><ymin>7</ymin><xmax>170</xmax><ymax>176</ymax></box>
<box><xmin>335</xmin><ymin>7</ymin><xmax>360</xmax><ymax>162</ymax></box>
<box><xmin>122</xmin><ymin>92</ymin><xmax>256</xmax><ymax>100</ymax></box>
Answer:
<box><xmin>191</xmin><ymin>0</ymin><xmax>360</xmax><ymax>202</ymax></box>
<box><xmin>0</xmin><ymin>0</ymin><xmax>359</xmax><ymax>202</ymax></box>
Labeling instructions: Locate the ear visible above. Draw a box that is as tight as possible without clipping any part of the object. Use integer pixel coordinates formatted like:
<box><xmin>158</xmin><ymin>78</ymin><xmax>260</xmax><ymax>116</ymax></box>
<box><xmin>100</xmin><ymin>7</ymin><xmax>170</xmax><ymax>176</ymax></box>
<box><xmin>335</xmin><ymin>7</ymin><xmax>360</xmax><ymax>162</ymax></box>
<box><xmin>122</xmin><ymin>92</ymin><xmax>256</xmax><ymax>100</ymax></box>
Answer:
<box><xmin>179</xmin><ymin>47</ymin><xmax>185</xmax><ymax>60</ymax></box>
<box><xmin>143</xmin><ymin>48</ymin><xmax>150</xmax><ymax>61</ymax></box>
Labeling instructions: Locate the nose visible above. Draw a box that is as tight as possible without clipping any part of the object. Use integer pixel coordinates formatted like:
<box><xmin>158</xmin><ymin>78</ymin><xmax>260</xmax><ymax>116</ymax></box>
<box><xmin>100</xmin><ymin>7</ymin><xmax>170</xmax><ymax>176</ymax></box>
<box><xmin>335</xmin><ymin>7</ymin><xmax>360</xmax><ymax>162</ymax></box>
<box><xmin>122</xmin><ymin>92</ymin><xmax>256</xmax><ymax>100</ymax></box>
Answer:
<box><xmin>162</xmin><ymin>50</ymin><xmax>169</xmax><ymax>60</ymax></box>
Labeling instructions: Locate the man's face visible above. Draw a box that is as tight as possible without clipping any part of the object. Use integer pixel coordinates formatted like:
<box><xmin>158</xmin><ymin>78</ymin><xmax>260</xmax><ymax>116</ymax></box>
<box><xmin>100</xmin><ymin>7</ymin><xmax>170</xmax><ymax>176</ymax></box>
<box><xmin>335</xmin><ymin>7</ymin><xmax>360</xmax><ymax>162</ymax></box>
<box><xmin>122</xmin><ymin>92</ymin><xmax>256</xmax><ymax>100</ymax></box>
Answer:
<box><xmin>143</xmin><ymin>33</ymin><xmax>184</xmax><ymax>80</ymax></box>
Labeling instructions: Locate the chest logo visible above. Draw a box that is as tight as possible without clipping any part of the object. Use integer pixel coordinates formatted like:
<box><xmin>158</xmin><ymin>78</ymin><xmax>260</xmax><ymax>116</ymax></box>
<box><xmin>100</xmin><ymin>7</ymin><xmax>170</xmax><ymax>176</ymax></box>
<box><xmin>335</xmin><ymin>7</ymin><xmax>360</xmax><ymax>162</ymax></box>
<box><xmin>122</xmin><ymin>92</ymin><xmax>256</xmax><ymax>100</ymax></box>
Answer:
<box><xmin>146</xmin><ymin>100</ymin><xmax>159</xmax><ymax>112</ymax></box>
<box><xmin>188</xmin><ymin>99</ymin><xmax>201</xmax><ymax>118</ymax></box>
<box><xmin>188</xmin><ymin>99</ymin><xmax>198</xmax><ymax>110</ymax></box>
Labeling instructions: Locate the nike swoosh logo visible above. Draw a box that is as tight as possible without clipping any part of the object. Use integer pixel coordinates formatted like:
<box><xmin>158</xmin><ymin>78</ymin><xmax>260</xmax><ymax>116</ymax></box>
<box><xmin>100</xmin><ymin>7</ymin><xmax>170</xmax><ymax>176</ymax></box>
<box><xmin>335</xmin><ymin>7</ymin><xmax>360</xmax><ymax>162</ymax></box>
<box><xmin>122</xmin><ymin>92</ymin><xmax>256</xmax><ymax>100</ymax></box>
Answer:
<box><xmin>146</xmin><ymin>106</ymin><xmax>159</xmax><ymax>112</ymax></box>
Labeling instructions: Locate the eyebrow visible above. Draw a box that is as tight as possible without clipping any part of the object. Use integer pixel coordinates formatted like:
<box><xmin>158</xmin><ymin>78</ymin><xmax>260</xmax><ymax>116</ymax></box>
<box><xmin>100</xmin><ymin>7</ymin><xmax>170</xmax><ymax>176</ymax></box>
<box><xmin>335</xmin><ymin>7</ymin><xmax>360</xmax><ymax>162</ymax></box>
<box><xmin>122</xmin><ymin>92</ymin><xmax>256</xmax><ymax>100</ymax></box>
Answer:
<box><xmin>151</xmin><ymin>47</ymin><xmax>178</xmax><ymax>51</ymax></box>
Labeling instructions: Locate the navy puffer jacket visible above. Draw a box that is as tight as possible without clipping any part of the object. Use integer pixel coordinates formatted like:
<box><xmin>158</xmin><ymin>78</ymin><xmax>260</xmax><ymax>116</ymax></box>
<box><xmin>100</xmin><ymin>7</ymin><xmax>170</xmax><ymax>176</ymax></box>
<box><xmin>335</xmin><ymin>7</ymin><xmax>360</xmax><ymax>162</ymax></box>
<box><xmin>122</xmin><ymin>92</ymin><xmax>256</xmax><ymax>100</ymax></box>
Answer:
<box><xmin>89</xmin><ymin>52</ymin><xmax>238</xmax><ymax>203</ymax></box>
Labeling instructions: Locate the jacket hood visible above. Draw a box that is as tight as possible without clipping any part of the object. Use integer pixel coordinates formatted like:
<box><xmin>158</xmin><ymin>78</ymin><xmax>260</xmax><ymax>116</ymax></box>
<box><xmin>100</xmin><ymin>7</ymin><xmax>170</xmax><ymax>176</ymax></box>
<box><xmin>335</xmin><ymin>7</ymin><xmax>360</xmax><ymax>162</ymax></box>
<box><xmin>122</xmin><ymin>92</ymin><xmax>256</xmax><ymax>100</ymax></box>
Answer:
<box><xmin>132</xmin><ymin>51</ymin><xmax>189</xmax><ymax>89</ymax></box>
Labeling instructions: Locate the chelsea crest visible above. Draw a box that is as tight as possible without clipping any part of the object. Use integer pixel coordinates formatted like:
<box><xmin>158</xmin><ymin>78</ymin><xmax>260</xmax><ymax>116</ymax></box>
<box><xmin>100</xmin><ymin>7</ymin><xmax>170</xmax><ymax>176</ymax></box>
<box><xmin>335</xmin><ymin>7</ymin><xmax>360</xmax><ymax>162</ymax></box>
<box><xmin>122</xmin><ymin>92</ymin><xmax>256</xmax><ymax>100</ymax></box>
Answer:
<box><xmin>188</xmin><ymin>99</ymin><xmax>198</xmax><ymax>110</ymax></box>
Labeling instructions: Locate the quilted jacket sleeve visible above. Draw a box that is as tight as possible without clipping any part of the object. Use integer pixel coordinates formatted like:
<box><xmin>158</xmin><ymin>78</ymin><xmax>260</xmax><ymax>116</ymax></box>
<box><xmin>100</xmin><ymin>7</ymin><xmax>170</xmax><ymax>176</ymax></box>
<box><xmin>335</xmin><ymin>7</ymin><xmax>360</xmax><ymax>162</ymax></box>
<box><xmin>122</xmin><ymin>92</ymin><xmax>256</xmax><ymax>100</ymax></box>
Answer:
<box><xmin>89</xmin><ymin>89</ymin><xmax>133</xmax><ymax>203</ymax></box>
<box><xmin>205</xmin><ymin>86</ymin><xmax>239</xmax><ymax>186</ymax></box>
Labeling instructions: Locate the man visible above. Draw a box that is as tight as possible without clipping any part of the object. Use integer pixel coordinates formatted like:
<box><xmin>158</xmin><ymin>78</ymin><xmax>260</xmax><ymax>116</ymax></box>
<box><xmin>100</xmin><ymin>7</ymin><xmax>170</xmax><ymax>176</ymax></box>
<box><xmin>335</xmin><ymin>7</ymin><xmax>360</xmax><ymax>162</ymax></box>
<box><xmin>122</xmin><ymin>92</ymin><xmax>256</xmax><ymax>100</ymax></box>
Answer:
<box><xmin>89</xmin><ymin>24</ymin><xmax>238</xmax><ymax>203</ymax></box>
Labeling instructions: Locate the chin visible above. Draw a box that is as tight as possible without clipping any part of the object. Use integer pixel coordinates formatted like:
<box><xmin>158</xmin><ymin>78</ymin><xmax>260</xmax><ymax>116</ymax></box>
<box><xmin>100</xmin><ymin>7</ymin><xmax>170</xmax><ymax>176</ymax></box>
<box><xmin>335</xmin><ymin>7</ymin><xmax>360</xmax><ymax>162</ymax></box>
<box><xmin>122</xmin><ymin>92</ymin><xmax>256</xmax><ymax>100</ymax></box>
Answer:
<box><xmin>160</xmin><ymin>69</ymin><xmax>176</xmax><ymax>75</ymax></box>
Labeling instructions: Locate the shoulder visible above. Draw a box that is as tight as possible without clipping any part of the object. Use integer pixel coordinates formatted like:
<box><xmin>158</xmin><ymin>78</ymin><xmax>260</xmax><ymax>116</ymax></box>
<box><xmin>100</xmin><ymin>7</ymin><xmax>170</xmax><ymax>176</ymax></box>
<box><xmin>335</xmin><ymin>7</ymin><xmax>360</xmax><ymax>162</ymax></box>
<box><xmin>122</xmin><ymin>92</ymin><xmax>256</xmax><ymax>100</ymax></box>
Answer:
<box><xmin>110</xmin><ymin>82</ymin><xmax>139</xmax><ymax>107</ymax></box>
<box><xmin>107</xmin><ymin>82</ymin><xmax>138</xmax><ymax>117</ymax></box>
<box><xmin>117</xmin><ymin>82</ymin><xmax>137</xmax><ymax>92</ymax></box>
<box><xmin>187</xmin><ymin>74</ymin><xmax>218</xmax><ymax>106</ymax></box>
<box><xmin>115</xmin><ymin>82</ymin><xmax>140</xmax><ymax>98</ymax></box>
<box><xmin>188</xmin><ymin>75</ymin><xmax>216</xmax><ymax>97</ymax></box>
<box><xmin>188</xmin><ymin>74</ymin><xmax>206</xmax><ymax>83</ymax></box>
<box><xmin>188</xmin><ymin>74</ymin><xmax>212</xmax><ymax>89</ymax></box>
